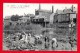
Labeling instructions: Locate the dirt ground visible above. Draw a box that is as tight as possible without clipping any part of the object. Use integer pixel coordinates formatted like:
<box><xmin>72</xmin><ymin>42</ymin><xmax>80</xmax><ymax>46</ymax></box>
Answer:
<box><xmin>3</xmin><ymin>23</ymin><xmax>77</xmax><ymax>51</ymax></box>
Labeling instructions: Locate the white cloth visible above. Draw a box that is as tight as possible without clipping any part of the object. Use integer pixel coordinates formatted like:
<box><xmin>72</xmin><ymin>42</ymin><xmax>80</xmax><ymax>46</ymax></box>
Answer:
<box><xmin>20</xmin><ymin>34</ymin><xmax>28</xmax><ymax>43</ymax></box>
<box><xmin>52</xmin><ymin>38</ymin><xmax>57</xmax><ymax>48</ymax></box>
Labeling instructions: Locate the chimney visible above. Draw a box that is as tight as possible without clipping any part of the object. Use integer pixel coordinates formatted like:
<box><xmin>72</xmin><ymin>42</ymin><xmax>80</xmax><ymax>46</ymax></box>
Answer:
<box><xmin>39</xmin><ymin>4</ymin><xmax>41</xmax><ymax>10</ymax></box>
<box><xmin>52</xmin><ymin>6</ymin><xmax>54</xmax><ymax>13</ymax></box>
<box><xmin>65</xmin><ymin>7</ymin><xmax>67</xmax><ymax>9</ymax></box>
<box><xmin>56</xmin><ymin>9</ymin><xmax>58</xmax><ymax>13</ymax></box>
<box><xmin>24</xmin><ymin>13</ymin><xmax>26</xmax><ymax>16</ymax></box>
<box><xmin>72</xmin><ymin>5</ymin><xmax>74</xmax><ymax>12</ymax></box>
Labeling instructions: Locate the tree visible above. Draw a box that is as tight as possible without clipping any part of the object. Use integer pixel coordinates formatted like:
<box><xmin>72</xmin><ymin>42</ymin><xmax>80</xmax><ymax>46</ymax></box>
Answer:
<box><xmin>11</xmin><ymin>15</ymin><xmax>22</xmax><ymax>21</ymax></box>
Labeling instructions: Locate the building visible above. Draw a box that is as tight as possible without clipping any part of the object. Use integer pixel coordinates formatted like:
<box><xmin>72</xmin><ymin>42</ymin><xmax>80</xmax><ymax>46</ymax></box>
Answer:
<box><xmin>18</xmin><ymin>16</ymin><xmax>30</xmax><ymax>23</ymax></box>
<box><xmin>50</xmin><ymin>13</ymin><xmax>55</xmax><ymax>24</ymax></box>
<box><xmin>18</xmin><ymin>14</ymin><xmax>35</xmax><ymax>24</ymax></box>
<box><xmin>32</xmin><ymin>4</ymin><xmax>54</xmax><ymax>25</ymax></box>
<box><xmin>53</xmin><ymin>5</ymin><xmax>77</xmax><ymax>23</ymax></box>
<box><xmin>4</xmin><ymin>16</ymin><xmax>12</xmax><ymax>26</ymax></box>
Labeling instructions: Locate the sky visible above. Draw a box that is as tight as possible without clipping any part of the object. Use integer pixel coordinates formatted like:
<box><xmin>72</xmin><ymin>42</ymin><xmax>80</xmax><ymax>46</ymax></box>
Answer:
<box><xmin>3</xmin><ymin>3</ymin><xmax>77</xmax><ymax>18</ymax></box>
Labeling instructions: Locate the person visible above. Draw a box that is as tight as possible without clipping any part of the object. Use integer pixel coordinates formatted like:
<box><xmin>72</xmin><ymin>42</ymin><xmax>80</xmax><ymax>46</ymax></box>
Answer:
<box><xmin>68</xmin><ymin>36</ymin><xmax>74</xmax><ymax>50</ymax></box>
<box><xmin>44</xmin><ymin>36</ymin><xmax>50</xmax><ymax>49</ymax></box>
<box><xmin>51</xmin><ymin>38</ymin><xmax>58</xmax><ymax>50</ymax></box>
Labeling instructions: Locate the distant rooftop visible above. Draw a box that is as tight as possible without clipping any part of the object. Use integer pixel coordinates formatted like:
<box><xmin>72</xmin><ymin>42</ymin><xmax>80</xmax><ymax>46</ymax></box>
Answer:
<box><xmin>24</xmin><ymin>14</ymin><xmax>35</xmax><ymax>17</ymax></box>
<box><xmin>34</xmin><ymin>15</ymin><xmax>47</xmax><ymax>19</ymax></box>
<box><xmin>35</xmin><ymin>9</ymin><xmax>52</xmax><ymax>13</ymax></box>
<box><xmin>4</xmin><ymin>16</ymin><xmax>11</xmax><ymax>19</ymax></box>
<box><xmin>56</xmin><ymin>8</ymin><xmax>77</xmax><ymax>14</ymax></box>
